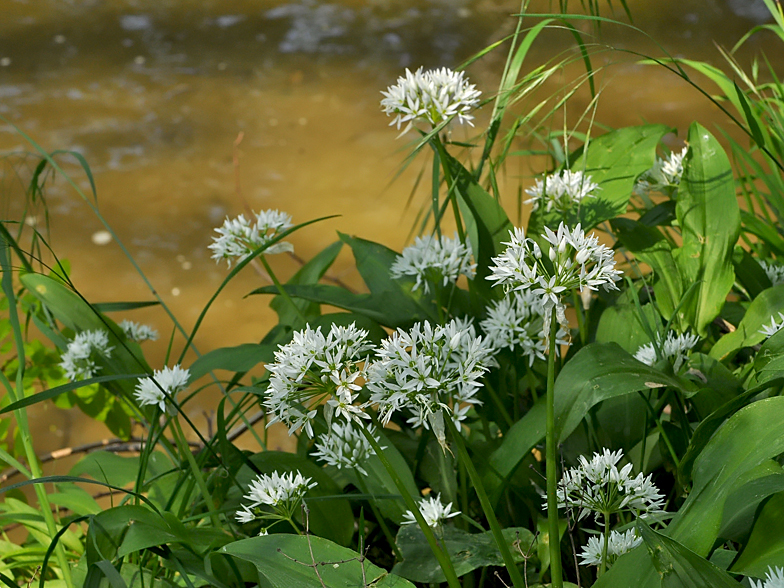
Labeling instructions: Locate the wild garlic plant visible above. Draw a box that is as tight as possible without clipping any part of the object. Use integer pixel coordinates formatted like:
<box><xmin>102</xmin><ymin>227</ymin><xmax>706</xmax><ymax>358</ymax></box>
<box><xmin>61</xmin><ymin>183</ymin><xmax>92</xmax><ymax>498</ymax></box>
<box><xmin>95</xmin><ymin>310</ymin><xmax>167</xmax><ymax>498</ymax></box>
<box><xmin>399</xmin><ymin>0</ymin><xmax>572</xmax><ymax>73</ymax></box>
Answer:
<box><xmin>235</xmin><ymin>470</ymin><xmax>318</xmax><ymax>535</ymax></box>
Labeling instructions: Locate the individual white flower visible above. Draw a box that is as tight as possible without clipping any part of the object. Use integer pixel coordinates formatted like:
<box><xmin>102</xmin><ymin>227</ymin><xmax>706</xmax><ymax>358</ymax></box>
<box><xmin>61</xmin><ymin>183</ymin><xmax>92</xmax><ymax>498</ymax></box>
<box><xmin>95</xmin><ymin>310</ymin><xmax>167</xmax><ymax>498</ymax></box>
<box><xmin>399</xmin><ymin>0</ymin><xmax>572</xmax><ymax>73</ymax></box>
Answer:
<box><xmin>311</xmin><ymin>422</ymin><xmax>383</xmax><ymax>477</ymax></box>
<box><xmin>236</xmin><ymin>470</ymin><xmax>318</xmax><ymax>525</ymax></box>
<box><xmin>59</xmin><ymin>329</ymin><xmax>114</xmax><ymax>381</ymax></box>
<box><xmin>401</xmin><ymin>494</ymin><xmax>460</xmax><ymax>528</ymax></box>
<box><xmin>134</xmin><ymin>365</ymin><xmax>190</xmax><ymax>414</ymax></box>
<box><xmin>761</xmin><ymin>260</ymin><xmax>784</xmax><ymax>286</ymax></box>
<box><xmin>487</xmin><ymin>223</ymin><xmax>622</xmax><ymax>336</ymax></box>
<box><xmin>553</xmin><ymin>448</ymin><xmax>666</xmax><ymax>521</ymax></box>
<box><xmin>578</xmin><ymin>529</ymin><xmax>642</xmax><ymax>567</ymax></box>
<box><xmin>525</xmin><ymin>170</ymin><xmax>599</xmax><ymax>215</ymax></box>
<box><xmin>634</xmin><ymin>331</ymin><xmax>700</xmax><ymax>371</ymax></box>
<box><xmin>750</xmin><ymin>566</ymin><xmax>784</xmax><ymax>588</ymax></box>
<box><xmin>209</xmin><ymin>209</ymin><xmax>294</xmax><ymax>267</ymax></box>
<box><xmin>634</xmin><ymin>146</ymin><xmax>688</xmax><ymax>197</ymax></box>
<box><xmin>119</xmin><ymin>320</ymin><xmax>159</xmax><ymax>342</ymax></box>
<box><xmin>367</xmin><ymin>318</ymin><xmax>496</xmax><ymax>447</ymax></box>
<box><xmin>263</xmin><ymin>323</ymin><xmax>374</xmax><ymax>437</ymax></box>
<box><xmin>380</xmin><ymin>67</ymin><xmax>481</xmax><ymax>135</ymax></box>
<box><xmin>480</xmin><ymin>290</ymin><xmax>570</xmax><ymax>365</ymax></box>
<box><xmin>760</xmin><ymin>312</ymin><xmax>784</xmax><ymax>339</ymax></box>
<box><xmin>390</xmin><ymin>233</ymin><xmax>476</xmax><ymax>294</ymax></box>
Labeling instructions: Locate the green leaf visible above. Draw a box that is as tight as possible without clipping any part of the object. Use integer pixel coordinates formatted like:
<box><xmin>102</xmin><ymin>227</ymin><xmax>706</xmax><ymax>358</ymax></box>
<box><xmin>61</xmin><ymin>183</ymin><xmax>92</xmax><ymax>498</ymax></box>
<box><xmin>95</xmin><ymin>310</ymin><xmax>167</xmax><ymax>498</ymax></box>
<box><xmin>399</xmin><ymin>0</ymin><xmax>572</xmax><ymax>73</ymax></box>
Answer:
<box><xmin>673</xmin><ymin>123</ymin><xmax>740</xmax><ymax>337</ymax></box>
<box><xmin>732</xmin><ymin>490</ymin><xmax>784</xmax><ymax>576</ymax></box>
<box><xmin>639</xmin><ymin>519</ymin><xmax>743</xmax><ymax>587</ymax></box>
<box><xmin>392</xmin><ymin>525</ymin><xmax>535</xmax><ymax>584</ymax></box>
<box><xmin>188</xmin><ymin>343</ymin><xmax>275</xmax><ymax>381</ymax></box>
<box><xmin>719</xmin><ymin>463</ymin><xmax>784</xmax><ymax>542</ymax></box>
<box><xmin>710</xmin><ymin>284</ymin><xmax>784</xmax><ymax>360</ymax></box>
<box><xmin>223</xmin><ymin>534</ymin><xmax>415</xmax><ymax>588</ymax></box>
<box><xmin>594</xmin><ymin>300</ymin><xmax>661</xmax><ymax>354</ymax></box>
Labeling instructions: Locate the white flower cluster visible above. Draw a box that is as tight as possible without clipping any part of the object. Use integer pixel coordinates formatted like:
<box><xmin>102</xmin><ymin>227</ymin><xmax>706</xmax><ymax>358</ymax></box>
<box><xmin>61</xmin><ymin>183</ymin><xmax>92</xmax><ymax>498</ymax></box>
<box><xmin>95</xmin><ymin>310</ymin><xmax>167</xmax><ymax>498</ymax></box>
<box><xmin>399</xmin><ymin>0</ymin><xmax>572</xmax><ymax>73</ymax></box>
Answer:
<box><xmin>380</xmin><ymin>67</ymin><xmax>481</xmax><ymax>134</ymax></box>
<box><xmin>760</xmin><ymin>312</ymin><xmax>784</xmax><ymax>339</ymax></box>
<box><xmin>59</xmin><ymin>329</ymin><xmax>114</xmax><ymax>381</ymax></box>
<box><xmin>119</xmin><ymin>320</ymin><xmax>159</xmax><ymax>343</ymax></box>
<box><xmin>235</xmin><ymin>470</ymin><xmax>317</xmax><ymax>526</ymax></box>
<box><xmin>390</xmin><ymin>233</ymin><xmax>476</xmax><ymax>294</ymax></box>
<box><xmin>751</xmin><ymin>566</ymin><xmax>784</xmax><ymax>588</ymax></box>
<box><xmin>366</xmin><ymin>318</ymin><xmax>495</xmax><ymax>446</ymax></box>
<box><xmin>311</xmin><ymin>422</ymin><xmax>382</xmax><ymax>477</ymax></box>
<box><xmin>554</xmin><ymin>448</ymin><xmax>665</xmax><ymax>521</ymax></box>
<box><xmin>401</xmin><ymin>494</ymin><xmax>460</xmax><ymax>528</ymax></box>
<box><xmin>761</xmin><ymin>260</ymin><xmax>784</xmax><ymax>286</ymax></box>
<box><xmin>487</xmin><ymin>223</ymin><xmax>621</xmax><ymax>333</ymax></box>
<box><xmin>634</xmin><ymin>331</ymin><xmax>700</xmax><ymax>371</ymax></box>
<box><xmin>634</xmin><ymin>146</ymin><xmax>688</xmax><ymax>196</ymax></box>
<box><xmin>263</xmin><ymin>323</ymin><xmax>374</xmax><ymax>438</ymax></box>
<box><xmin>134</xmin><ymin>365</ymin><xmax>190</xmax><ymax>414</ymax></box>
<box><xmin>578</xmin><ymin>529</ymin><xmax>642</xmax><ymax>567</ymax></box>
<box><xmin>525</xmin><ymin>170</ymin><xmax>599</xmax><ymax>215</ymax></box>
<box><xmin>480</xmin><ymin>290</ymin><xmax>569</xmax><ymax>365</ymax></box>
<box><xmin>209</xmin><ymin>209</ymin><xmax>294</xmax><ymax>267</ymax></box>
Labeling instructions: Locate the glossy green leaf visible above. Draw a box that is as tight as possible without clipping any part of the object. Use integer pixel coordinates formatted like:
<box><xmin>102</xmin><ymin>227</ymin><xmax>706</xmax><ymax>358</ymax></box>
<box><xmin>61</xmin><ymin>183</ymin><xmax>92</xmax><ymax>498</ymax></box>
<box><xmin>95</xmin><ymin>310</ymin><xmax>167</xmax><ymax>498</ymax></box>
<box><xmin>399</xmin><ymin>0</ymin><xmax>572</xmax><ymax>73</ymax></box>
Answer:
<box><xmin>392</xmin><ymin>525</ymin><xmax>534</xmax><ymax>584</ymax></box>
<box><xmin>710</xmin><ymin>284</ymin><xmax>784</xmax><ymax>360</ymax></box>
<box><xmin>594</xmin><ymin>299</ymin><xmax>661</xmax><ymax>354</ymax></box>
<box><xmin>719</xmin><ymin>463</ymin><xmax>784</xmax><ymax>542</ymax></box>
<box><xmin>673</xmin><ymin>123</ymin><xmax>740</xmax><ymax>337</ymax></box>
<box><xmin>732</xmin><ymin>490</ymin><xmax>784</xmax><ymax>576</ymax></box>
<box><xmin>223</xmin><ymin>534</ymin><xmax>415</xmax><ymax>588</ymax></box>
<box><xmin>188</xmin><ymin>343</ymin><xmax>275</xmax><ymax>381</ymax></box>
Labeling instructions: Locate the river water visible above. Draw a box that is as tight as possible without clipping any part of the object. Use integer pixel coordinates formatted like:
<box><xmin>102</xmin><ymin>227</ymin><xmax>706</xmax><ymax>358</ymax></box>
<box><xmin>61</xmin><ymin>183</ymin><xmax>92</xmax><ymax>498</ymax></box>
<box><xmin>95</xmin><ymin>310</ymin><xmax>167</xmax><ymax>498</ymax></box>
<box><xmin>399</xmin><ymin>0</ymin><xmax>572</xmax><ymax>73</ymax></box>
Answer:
<box><xmin>0</xmin><ymin>0</ymin><xmax>781</xmax><ymax>459</ymax></box>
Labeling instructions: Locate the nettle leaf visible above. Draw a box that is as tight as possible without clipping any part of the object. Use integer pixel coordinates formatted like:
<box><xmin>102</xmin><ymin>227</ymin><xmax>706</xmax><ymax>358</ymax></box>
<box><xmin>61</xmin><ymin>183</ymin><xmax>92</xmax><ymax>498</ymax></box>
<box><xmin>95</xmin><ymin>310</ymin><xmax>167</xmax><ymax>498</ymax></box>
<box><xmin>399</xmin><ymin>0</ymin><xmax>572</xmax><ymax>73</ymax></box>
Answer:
<box><xmin>484</xmin><ymin>343</ymin><xmax>682</xmax><ymax>500</ymax></box>
<box><xmin>392</xmin><ymin>525</ymin><xmax>535</xmax><ymax>584</ymax></box>
<box><xmin>223</xmin><ymin>534</ymin><xmax>415</xmax><ymax>588</ymax></box>
<box><xmin>673</xmin><ymin>123</ymin><xmax>740</xmax><ymax>337</ymax></box>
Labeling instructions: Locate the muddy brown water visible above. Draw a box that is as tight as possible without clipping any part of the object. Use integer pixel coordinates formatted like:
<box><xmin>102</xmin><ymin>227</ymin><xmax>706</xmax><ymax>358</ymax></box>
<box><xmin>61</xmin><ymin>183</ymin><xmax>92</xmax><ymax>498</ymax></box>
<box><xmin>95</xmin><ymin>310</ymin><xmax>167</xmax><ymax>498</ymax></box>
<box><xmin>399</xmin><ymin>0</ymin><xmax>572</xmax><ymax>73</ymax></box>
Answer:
<box><xmin>0</xmin><ymin>0</ymin><xmax>781</xmax><ymax>470</ymax></box>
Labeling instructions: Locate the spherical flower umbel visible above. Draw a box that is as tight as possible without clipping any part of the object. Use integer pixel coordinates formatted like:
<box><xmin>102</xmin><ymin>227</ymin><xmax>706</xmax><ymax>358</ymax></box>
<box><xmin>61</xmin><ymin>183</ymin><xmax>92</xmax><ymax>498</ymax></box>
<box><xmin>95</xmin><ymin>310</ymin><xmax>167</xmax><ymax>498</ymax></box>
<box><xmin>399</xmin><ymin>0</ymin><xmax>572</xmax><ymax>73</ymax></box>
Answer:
<box><xmin>634</xmin><ymin>146</ymin><xmax>688</xmax><ymax>197</ymax></box>
<box><xmin>401</xmin><ymin>494</ymin><xmax>460</xmax><ymax>528</ymax></box>
<box><xmin>525</xmin><ymin>170</ymin><xmax>600</xmax><ymax>215</ymax></box>
<box><xmin>553</xmin><ymin>448</ymin><xmax>666</xmax><ymax>522</ymax></box>
<box><xmin>366</xmin><ymin>317</ymin><xmax>496</xmax><ymax>447</ymax></box>
<box><xmin>487</xmin><ymin>223</ymin><xmax>622</xmax><ymax>334</ymax></box>
<box><xmin>761</xmin><ymin>260</ymin><xmax>784</xmax><ymax>286</ymax></box>
<box><xmin>235</xmin><ymin>470</ymin><xmax>318</xmax><ymax>527</ymax></box>
<box><xmin>578</xmin><ymin>529</ymin><xmax>642</xmax><ymax>567</ymax></box>
<box><xmin>380</xmin><ymin>67</ymin><xmax>481</xmax><ymax>135</ymax></box>
<box><xmin>750</xmin><ymin>566</ymin><xmax>784</xmax><ymax>588</ymax></box>
<box><xmin>263</xmin><ymin>323</ymin><xmax>375</xmax><ymax>438</ymax></box>
<box><xmin>119</xmin><ymin>320</ymin><xmax>159</xmax><ymax>343</ymax></box>
<box><xmin>134</xmin><ymin>365</ymin><xmax>190</xmax><ymax>414</ymax></box>
<box><xmin>634</xmin><ymin>331</ymin><xmax>700</xmax><ymax>372</ymax></box>
<box><xmin>480</xmin><ymin>290</ymin><xmax>570</xmax><ymax>365</ymax></box>
<box><xmin>390</xmin><ymin>233</ymin><xmax>476</xmax><ymax>294</ymax></box>
<box><xmin>209</xmin><ymin>209</ymin><xmax>294</xmax><ymax>267</ymax></box>
<box><xmin>760</xmin><ymin>312</ymin><xmax>784</xmax><ymax>339</ymax></box>
<box><xmin>59</xmin><ymin>329</ymin><xmax>114</xmax><ymax>381</ymax></box>
<box><xmin>311</xmin><ymin>422</ymin><xmax>383</xmax><ymax>477</ymax></box>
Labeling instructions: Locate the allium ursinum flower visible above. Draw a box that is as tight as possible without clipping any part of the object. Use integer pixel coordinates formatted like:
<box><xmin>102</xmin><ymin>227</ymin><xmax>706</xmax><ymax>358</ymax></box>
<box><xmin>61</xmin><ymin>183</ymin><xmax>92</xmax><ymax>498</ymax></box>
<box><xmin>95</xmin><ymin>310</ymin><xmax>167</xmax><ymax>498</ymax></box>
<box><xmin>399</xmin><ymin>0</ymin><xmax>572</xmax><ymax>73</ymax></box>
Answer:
<box><xmin>578</xmin><ymin>529</ymin><xmax>642</xmax><ymax>567</ymax></box>
<box><xmin>366</xmin><ymin>318</ymin><xmax>495</xmax><ymax>447</ymax></box>
<box><xmin>761</xmin><ymin>260</ymin><xmax>784</xmax><ymax>286</ymax></box>
<box><xmin>401</xmin><ymin>494</ymin><xmax>460</xmax><ymax>528</ymax></box>
<box><xmin>235</xmin><ymin>470</ymin><xmax>318</xmax><ymax>526</ymax></box>
<box><xmin>634</xmin><ymin>331</ymin><xmax>700</xmax><ymax>372</ymax></box>
<box><xmin>263</xmin><ymin>323</ymin><xmax>374</xmax><ymax>438</ymax></box>
<box><xmin>380</xmin><ymin>67</ymin><xmax>481</xmax><ymax>135</ymax></box>
<box><xmin>209</xmin><ymin>209</ymin><xmax>294</xmax><ymax>267</ymax></box>
<box><xmin>553</xmin><ymin>448</ymin><xmax>665</xmax><ymax>522</ymax></box>
<box><xmin>119</xmin><ymin>320</ymin><xmax>159</xmax><ymax>343</ymax></box>
<box><xmin>480</xmin><ymin>290</ymin><xmax>570</xmax><ymax>365</ymax></box>
<box><xmin>750</xmin><ymin>566</ymin><xmax>784</xmax><ymax>588</ymax></box>
<box><xmin>59</xmin><ymin>329</ymin><xmax>114</xmax><ymax>381</ymax></box>
<box><xmin>311</xmin><ymin>422</ymin><xmax>383</xmax><ymax>477</ymax></box>
<box><xmin>390</xmin><ymin>233</ymin><xmax>476</xmax><ymax>294</ymax></box>
<box><xmin>134</xmin><ymin>365</ymin><xmax>190</xmax><ymax>414</ymax></box>
<box><xmin>487</xmin><ymin>223</ymin><xmax>622</xmax><ymax>335</ymax></box>
<box><xmin>634</xmin><ymin>146</ymin><xmax>688</xmax><ymax>196</ymax></box>
<box><xmin>760</xmin><ymin>312</ymin><xmax>784</xmax><ymax>339</ymax></box>
<box><xmin>525</xmin><ymin>170</ymin><xmax>600</xmax><ymax>215</ymax></box>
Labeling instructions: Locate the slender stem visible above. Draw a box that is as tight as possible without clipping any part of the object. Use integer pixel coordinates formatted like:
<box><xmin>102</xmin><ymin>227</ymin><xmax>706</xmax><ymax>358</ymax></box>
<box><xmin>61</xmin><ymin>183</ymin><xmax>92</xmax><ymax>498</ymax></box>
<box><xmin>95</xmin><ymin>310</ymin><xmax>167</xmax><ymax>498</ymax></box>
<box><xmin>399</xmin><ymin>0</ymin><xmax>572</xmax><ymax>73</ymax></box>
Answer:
<box><xmin>259</xmin><ymin>255</ymin><xmax>307</xmax><ymax>323</ymax></box>
<box><xmin>356</xmin><ymin>476</ymin><xmax>404</xmax><ymax>561</ymax></box>
<box><xmin>170</xmin><ymin>417</ymin><xmax>221</xmax><ymax>527</ymax></box>
<box><xmin>443</xmin><ymin>418</ymin><xmax>526</xmax><ymax>588</ymax></box>
<box><xmin>432</xmin><ymin>136</ymin><xmax>466</xmax><ymax>244</ymax></box>
<box><xmin>359</xmin><ymin>427</ymin><xmax>462</xmax><ymax>588</ymax></box>
<box><xmin>483</xmin><ymin>378</ymin><xmax>514</xmax><ymax>429</ymax></box>
<box><xmin>636</xmin><ymin>391</ymin><xmax>680</xmax><ymax>468</ymax></box>
<box><xmin>432</xmin><ymin>148</ymin><xmax>442</xmax><ymax>239</ymax></box>
<box><xmin>599</xmin><ymin>514</ymin><xmax>610</xmax><ymax>577</ymax></box>
<box><xmin>546</xmin><ymin>316</ymin><xmax>564</xmax><ymax>588</ymax></box>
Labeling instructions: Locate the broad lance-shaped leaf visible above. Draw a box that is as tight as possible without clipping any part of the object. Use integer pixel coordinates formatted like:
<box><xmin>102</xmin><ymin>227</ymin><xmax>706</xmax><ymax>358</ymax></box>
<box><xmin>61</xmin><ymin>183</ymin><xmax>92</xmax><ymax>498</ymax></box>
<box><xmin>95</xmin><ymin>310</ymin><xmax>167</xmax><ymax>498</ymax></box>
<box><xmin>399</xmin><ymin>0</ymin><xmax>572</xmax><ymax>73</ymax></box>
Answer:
<box><xmin>595</xmin><ymin>396</ymin><xmax>784</xmax><ymax>587</ymax></box>
<box><xmin>674</xmin><ymin>122</ymin><xmax>740</xmax><ymax>337</ymax></box>
<box><xmin>223</xmin><ymin>534</ymin><xmax>416</xmax><ymax>588</ymax></box>
<box><xmin>731</xmin><ymin>490</ymin><xmax>784</xmax><ymax>577</ymax></box>
<box><xmin>483</xmin><ymin>343</ymin><xmax>682</xmax><ymax>501</ymax></box>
